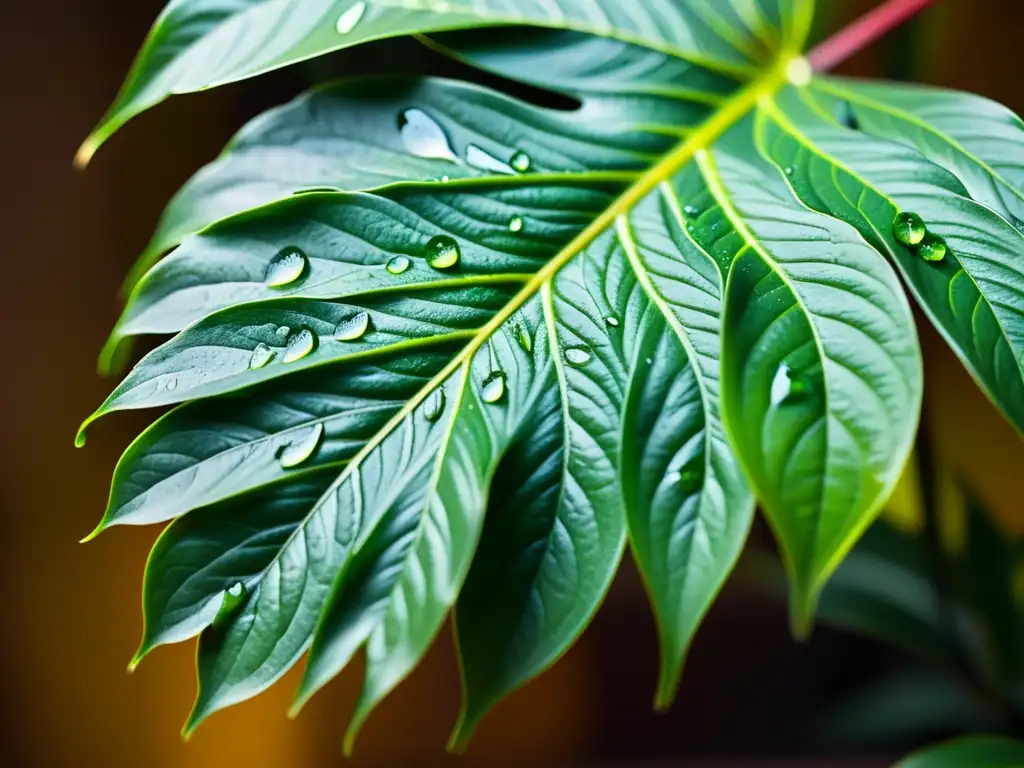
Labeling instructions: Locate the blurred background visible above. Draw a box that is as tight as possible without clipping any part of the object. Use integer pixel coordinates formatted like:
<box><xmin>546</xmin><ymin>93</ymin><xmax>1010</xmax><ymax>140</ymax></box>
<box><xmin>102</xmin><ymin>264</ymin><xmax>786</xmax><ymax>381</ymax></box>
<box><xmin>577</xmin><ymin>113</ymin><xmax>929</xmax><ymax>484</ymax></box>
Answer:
<box><xmin>0</xmin><ymin>1</ymin><xmax>1022</xmax><ymax>765</ymax></box>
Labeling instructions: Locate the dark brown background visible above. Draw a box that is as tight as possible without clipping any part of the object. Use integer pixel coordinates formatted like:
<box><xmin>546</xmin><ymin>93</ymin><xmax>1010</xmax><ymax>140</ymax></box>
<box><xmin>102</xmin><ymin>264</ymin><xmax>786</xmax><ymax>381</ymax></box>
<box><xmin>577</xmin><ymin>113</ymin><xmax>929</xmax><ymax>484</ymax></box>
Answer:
<box><xmin>1</xmin><ymin>1</ymin><xmax>1021</xmax><ymax>765</ymax></box>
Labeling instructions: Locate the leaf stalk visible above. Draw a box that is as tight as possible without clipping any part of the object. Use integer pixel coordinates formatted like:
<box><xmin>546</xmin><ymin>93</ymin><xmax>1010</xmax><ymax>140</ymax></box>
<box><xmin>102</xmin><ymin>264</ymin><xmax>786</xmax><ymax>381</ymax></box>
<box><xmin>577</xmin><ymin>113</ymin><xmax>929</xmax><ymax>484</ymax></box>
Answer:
<box><xmin>808</xmin><ymin>0</ymin><xmax>940</xmax><ymax>72</ymax></box>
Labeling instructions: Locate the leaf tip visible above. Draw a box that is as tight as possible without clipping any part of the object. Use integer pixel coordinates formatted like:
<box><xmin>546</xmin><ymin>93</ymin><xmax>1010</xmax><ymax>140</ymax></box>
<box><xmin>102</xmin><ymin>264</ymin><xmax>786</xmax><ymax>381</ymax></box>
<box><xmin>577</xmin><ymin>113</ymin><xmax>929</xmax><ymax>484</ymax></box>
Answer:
<box><xmin>79</xmin><ymin>520</ymin><xmax>105</xmax><ymax>544</ymax></box>
<box><xmin>73</xmin><ymin>138</ymin><xmax>98</xmax><ymax>171</ymax></box>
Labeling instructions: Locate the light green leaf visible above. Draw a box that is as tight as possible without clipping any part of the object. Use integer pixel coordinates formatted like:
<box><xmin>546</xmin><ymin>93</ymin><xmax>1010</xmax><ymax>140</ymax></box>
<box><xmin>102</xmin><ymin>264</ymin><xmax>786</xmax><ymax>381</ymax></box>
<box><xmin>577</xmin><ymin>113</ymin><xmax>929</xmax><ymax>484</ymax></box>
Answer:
<box><xmin>897</xmin><ymin>736</ymin><xmax>1024</xmax><ymax>768</ymax></box>
<box><xmin>79</xmin><ymin>0</ymin><xmax>808</xmax><ymax>163</ymax></box>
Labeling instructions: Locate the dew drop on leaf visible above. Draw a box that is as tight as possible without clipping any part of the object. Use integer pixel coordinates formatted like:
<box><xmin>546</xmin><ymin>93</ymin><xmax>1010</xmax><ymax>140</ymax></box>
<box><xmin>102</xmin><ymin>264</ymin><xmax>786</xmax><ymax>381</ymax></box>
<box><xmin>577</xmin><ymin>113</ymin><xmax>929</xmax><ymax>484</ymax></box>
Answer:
<box><xmin>334</xmin><ymin>311</ymin><xmax>370</xmax><ymax>342</ymax></box>
<box><xmin>892</xmin><ymin>211</ymin><xmax>927</xmax><ymax>247</ymax></box>
<box><xmin>917</xmin><ymin>233</ymin><xmax>948</xmax><ymax>263</ymax></box>
<box><xmin>265</xmin><ymin>246</ymin><xmax>307</xmax><ymax>287</ymax></box>
<box><xmin>283</xmin><ymin>329</ymin><xmax>317</xmax><ymax>363</ymax></box>
<box><xmin>424</xmin><ymin>387</ymin><xmax>446</xmax><ymax>423</ymax></box>
<box><xmin>784</xmin><ymin>166</ymin><xmax>794</xmax><ymax>177</ymax></box>
<box><xmin>510</xmin><ymin>150</ymin><xmax>532</xmax><ymax>173</ymax></box>
<box><xmin>213</xmin><ymin>582</ymin><xmax>247</xmax><ymax>629</ymax></box>
<box><xmin>481</xmin><ymin>371</ymin><xmax>507</xmax><ymax>404</ymax></box>
<box><xmin>398</xmin><ymin>109</ymin><xmax>458</xmax><ymax>163</ymax></box>
<box><xmin>425</xmin><ymin>235</ymin><xmax>461</xmax><ymax>270</ymax></box>
<box><xmin>667</xmin><ymin>459</ymin><xmax>703</xmax><ymax>494</ymax></box>
<box><xmin>605</xmin><ymin>316</ymin><xmax>620</xmax><ymax>327</ymax></box>
<box><xmin>386</xmin><ymin>255</ymin><xmax>411</xmax><ymax>275</ymax></box>
<box><xmin>466</xmin><ymin>144</ymin><xmax>514</xmax><ymax>175</ymax></box>
<box><xmin>508</xmin><ymin>216</ymin><xmax>524</xmax><ymax>233</ymax></box>
<box><xmin>683</xmin><ymin>204</ymin><xmax>700</xmax><ymax>216</ymax></box>
<box><xmin>565</xmin><ymin>346</ymin><xmax>592</xmax><ymax>367</ymax></box>
<box><xmin>249</xmin><ymin>343</ymin><xmax>276</xmax><ymax>369</ymax></box>
<box><xmin>770</xmin><ymin>363</ymin><xmax>810</xmax><ymax>406</ymax></box>
<box><xmin>165</xmin><ymin>378</ymin><xmax>178</xmax><ymax>392</ymax></box>
<box><xmin>277</xmin><ymin>423</ymin><xmax>324</xmax><ymax>468</ymax></box>
<box><xmin>335</xmin><ymin>1</ymin><xmax>366</xmax><ymax>34</ymax></box>
<box><xmin>514</xmin><ymin>322</ymin><xmax>532</xmax><ymax>353</ymax></box>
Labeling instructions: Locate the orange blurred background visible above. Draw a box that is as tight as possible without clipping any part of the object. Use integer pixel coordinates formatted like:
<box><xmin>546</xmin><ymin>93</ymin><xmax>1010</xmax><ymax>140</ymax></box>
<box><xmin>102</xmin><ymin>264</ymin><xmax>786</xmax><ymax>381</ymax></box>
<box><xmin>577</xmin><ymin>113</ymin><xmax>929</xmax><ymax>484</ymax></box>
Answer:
<box><xmin>0</xmin><ymin>1</ymin><xmax>1021</xmax><ymax>765</ymax></box>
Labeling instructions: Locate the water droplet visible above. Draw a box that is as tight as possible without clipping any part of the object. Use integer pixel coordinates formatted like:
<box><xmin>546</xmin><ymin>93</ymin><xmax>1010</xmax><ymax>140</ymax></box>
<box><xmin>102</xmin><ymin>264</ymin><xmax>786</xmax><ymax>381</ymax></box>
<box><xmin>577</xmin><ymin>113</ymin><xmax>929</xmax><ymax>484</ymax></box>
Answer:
<box><xmin>481</xmin><ymin>371</ymin><xmax>507</xmax><ymax>404</ymax></box>
<box><xmin>605</xmin><ymin>316</ymin><xmax>620</xmax><ymax>327</ymax></box>
<box><xmin>335</xmin><ymin>1</ymin><xmax>366</xmax><ymax>34</ymax></box>
<box><xmin>667</xmin><ymin>459</ymin><xmax>703</xmax><ymax>494</ymax></box>
<box><xmin>213</xmin><ymin>582</ymin><xmax>247</xmax><ymax>629</ymax></box>
<box><xmin>426</xmin><ymin>235</ymin><xmax>461</xmax><ymax>270</ymax></box>
<box><xmin>645</xmin><ymin>357</ymin><xmax>653</xmax><ymax>366</ymax></box>
<box><xmin>276</xmin><ymin>325</ymin><xmax>291</xmax><ymax>339</ymax></box>
<box><xmin>265</xmin><ymin>247</ymin><xmax>307</xmax><ymax>287</ymax></box>
<box><xmin>283</xmin><ymin>329</ymin><xmax>317</xmax><ymax>363</ymax></box>
<box><xmin>386</xmin><ymin>255</ymin><xmax>411</xmax><ymax>275</ymax></box>
<box><xmin>784</xmin><ymin>166</ymin><xmax>794</xmax><ymax>177</ymax></box>
<box><xmin>892</xmin><ymin>211</ymin><xmax>926</xmax><ymax>247</ymax></box>
<box><xmin>917</xmin><ymin>233</ymin><xmax>947</xmax><ymax>263</ymax></box>
<box><xmin>466</xmin><ymin>144</ymin><xmax>514</xmax><ymax>175</ymax></box>
<box><xmin>334</xmin><ymin>311</ymin><xmax>370</xmax><ymax>342</ymax></box>
<box><xmin>293</xmin><ymin>186</ymin><xmax>342</xmax><ymax>195</ymax></box>
<box><xmin>278</xmin><ymin>423</ymin><xmax>324</xmax><ymax>468</ymax></box>
<box><xmin>683</xmin><ymin>204</ymin><xmax>700</xmax><ymax>217</ymax></box>
<box><xmin>165</xmin><ymin>378</ymin><xmax>178</xmax><ymax>392</ymax></box>
<box><xmin>424</xmin><ymin>388</ymin><xmax>446</xmax><ymax>423</ymax></box>
<box><xmin>510</xmin><ymin>150</ymin><xmax>532</xmax><ymax>173</ymax></box>
<box><xmin>250</xmin><ymin>343</ymin><xmax>275</xmax><ymax>369</ymax></box>
<box><xmin>508</xmin><ymin>216</ymin><xmax>524</xmax><ymax>233</ymax></box>
<box><xmin>770</xmin><ymin>363</ymin><xmax>810</xmax><ymax>406</ymax></box>
<box><xmin>565</xmin><ymin>346</ymin><xmax>592</xmax><ymax>367</ymax></box>
<box><xmin>398</xmin><ymin>109</ymin><xmax>458</xmax><ymax>162</ymax></box>
<box><xmin>515</xmin><ymin>323</ymin><xmax>532</xmax><ymax>353</ymax></box>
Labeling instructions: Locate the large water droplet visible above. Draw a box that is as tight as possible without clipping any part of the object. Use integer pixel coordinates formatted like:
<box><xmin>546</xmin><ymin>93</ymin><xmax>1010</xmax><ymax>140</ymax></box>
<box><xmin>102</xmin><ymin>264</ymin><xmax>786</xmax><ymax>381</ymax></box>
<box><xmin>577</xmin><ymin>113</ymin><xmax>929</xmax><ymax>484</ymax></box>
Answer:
<box><xmin>510</xmin><ymin>150</ymin><xmax>532</xmax><ymax>173</ymax></box>
<box><xmin>508</xmin><ymin>216</ymin><xmax>524</xmax><ymax>233</ymax></box>
<box><xmin>466</xmin><ymin>144</ymin><xmax>514</xmax><ymax>175</ymax></box>
<box><xmin>515</xmin><ymin>323</ymin><xmax>532</xmax><ymax>353</ymax></box>
<box><xmin>667</xmin><ymin>459</ymin><xmax>704</xmax><ymax>495</ymax></box>
<box><xmin>386</xmin><ymin>255</ymin><xmax>411</xmax><ymax>275</ymax></box>
<box><xmin>784</xmin><ymin>166</ymin><xmax>794</xmax><ymax>177</ymax></box>
<box><xmin>213</xmin><ymin>582</ymin><xmax>248</xmax><ymax>629</ymax></box>
<box><xmin>249</xmin><ymin>343</ymin><xmax>275</xmax><ymax>369</ymax></box>
<box><xmin>278</xmin><ymin>423</ymin><xmax>324</xmax><ymax>468</ymax></box>
<box><xmin>424</xmin><ymin>387</ymin><xmax>446</xmax><ymax>423</ymax></box>
<box><xmin>917</xmin><ymin>233</ymin><xmax>947</xmax><ymax>263</ymax></box>
<box><xmin>283</xmin><ymin>329</ymin><xmax>317</xmax><ymax>363</ymax></box>
<box><xmin>893</xmin><ymin>211</ymin><xmax>926</xmax><ymax>247</ymax></box>
<box><xmin>565</xmin><ymin>345</ymin><xmax>592</xmax><ymax>367</ymax></box>
<box><xmin>426</xmin><ymin>235</ymin><xmax>461</xmax><ymax>270</ymax></box>
<box><xmin>265</xmin><ymin>247</ymin><xmax>307</xmax><ymax>287</ymax></box>
<box><xmin>770</xmin><ymin>363</ymin><xmax>810</xmax><ymax>406</ymax></box>
<box><xmin>334</xmin><ymin>311</ymin><xmax>370</xmax><ymax>342</ymax></box>
<box><xmin>605</xmin><ymin>316</ymin><xmax>620</xmax><ymax>327</ymax></box>
<box><xmin>335</xmin><ymin>1</ymin><xmax>366</xmax><ymax>34</ymax></box>
<box><xmin>481</xmin><ymin>371</ymin><xmax>507</xmax><ymax>404</ymax></box>
<box><xmin>399</xmin><ymin>109</ymin><xmax>458</xmax><ymax>163</ymax></box>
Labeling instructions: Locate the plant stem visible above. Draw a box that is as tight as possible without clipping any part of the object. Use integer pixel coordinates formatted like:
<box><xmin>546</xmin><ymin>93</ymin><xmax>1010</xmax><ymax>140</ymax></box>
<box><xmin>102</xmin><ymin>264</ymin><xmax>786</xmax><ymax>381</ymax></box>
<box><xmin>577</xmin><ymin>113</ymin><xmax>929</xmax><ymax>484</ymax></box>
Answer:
<box><xmin>807</xmin><ymin>0</ymin><xmax>940</xmax><ymax>72</ymax></box>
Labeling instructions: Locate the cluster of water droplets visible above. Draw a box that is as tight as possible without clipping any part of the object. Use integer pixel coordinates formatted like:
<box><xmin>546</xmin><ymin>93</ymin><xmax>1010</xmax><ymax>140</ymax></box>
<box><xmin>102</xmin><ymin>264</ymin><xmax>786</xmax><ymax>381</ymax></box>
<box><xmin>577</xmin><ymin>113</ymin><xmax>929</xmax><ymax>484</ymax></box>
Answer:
<box><xmin>892</xmin><ymin>211</ymin><xmax>947</xmax><ymax>264</ymax></box>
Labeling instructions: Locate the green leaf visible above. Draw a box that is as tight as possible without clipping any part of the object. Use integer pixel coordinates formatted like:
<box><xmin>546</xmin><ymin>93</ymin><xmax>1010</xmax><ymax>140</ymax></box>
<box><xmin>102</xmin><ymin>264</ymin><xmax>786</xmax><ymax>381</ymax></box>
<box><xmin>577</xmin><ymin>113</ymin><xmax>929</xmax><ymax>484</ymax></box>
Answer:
<box><xmin>89</xmin><ymin>0</ymin><xmax>1024</xmax><ymax>748</ymax></box>
<box><xmin>133</xmin><ymin>473</ymin><xmax>335</xmax><ymax>665</ymax></box>
<box><xmin>79</xmin><ymin>0</ymin><xmax>807</xmax><ymax>163</ymax></box>
<box><xmin>897</xmin><ymin>737</ymin><xmax>1024</xmax><ymax>768</ymax></box>
<box><xmin>120</xmin><ymin>76</ymin><xmax>666</xmax><ymax>294</ymax></box>
<box><xmin>759</xmin><ymin>82</ymin><xmax>1024</xmax><ymax>434</ymax></box>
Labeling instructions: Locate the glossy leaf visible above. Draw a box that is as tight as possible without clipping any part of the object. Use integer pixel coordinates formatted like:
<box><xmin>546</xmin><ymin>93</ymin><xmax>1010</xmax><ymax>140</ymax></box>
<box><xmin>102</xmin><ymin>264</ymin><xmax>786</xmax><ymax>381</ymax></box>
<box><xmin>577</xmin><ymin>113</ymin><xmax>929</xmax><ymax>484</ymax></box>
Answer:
<box><xmin>78</xmin><ymin>0</ymin><xmax>1024</xmax><ymax>749</ymax></box>
<box><xmin>897</xmin><ymin>737</ymin><xmax>1024</xmax><ymax>768</ymax></box>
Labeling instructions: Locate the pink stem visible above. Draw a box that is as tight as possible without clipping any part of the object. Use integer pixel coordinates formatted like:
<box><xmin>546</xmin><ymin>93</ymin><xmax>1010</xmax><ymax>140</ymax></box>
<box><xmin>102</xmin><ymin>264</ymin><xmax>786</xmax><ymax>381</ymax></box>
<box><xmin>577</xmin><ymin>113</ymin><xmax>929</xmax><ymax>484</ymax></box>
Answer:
<box><xmin>807</xmin><ymin>0</ymin><xmax>940</xmax><ymax>72</ymax></box>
